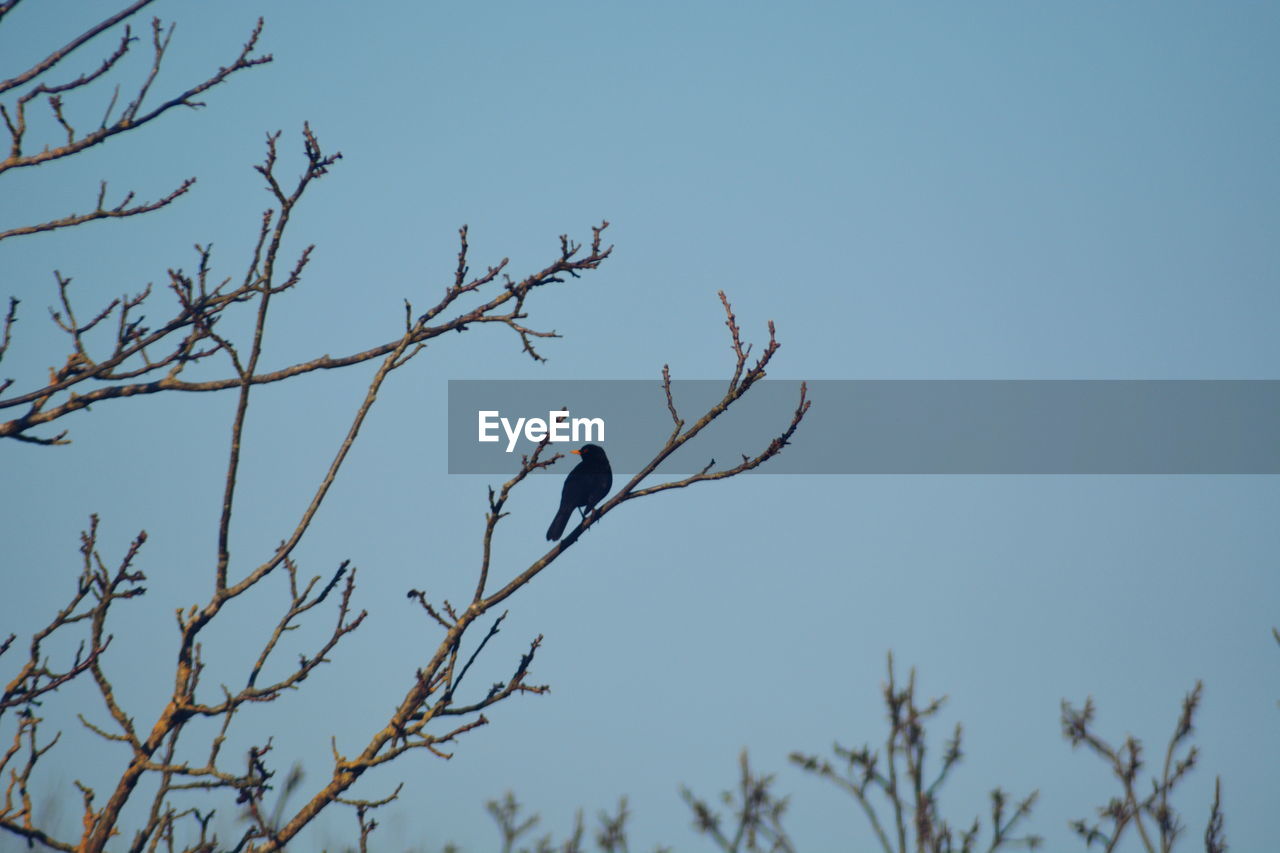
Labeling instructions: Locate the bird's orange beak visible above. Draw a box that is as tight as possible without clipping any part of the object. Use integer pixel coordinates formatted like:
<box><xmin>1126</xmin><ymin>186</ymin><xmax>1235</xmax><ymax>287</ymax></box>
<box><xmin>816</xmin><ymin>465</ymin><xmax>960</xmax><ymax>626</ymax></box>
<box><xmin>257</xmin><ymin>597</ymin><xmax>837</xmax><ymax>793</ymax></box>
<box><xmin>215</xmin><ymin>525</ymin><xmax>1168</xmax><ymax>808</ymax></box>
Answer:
<box><xmin>570</xmin><ymin>449</ymin><xmax>582</xmax><ymax>455</ymax></box>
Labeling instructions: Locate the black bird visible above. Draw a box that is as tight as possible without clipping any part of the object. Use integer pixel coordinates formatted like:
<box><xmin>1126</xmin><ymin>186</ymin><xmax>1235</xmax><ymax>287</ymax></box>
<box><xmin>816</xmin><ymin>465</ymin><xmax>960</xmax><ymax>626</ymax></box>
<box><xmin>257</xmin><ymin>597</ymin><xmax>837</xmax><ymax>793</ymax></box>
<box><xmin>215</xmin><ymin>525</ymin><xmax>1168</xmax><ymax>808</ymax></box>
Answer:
<box><xmin>546</xmin><ymin>443</ymin><xmax>612</xmax><ymax>541</ymax></box>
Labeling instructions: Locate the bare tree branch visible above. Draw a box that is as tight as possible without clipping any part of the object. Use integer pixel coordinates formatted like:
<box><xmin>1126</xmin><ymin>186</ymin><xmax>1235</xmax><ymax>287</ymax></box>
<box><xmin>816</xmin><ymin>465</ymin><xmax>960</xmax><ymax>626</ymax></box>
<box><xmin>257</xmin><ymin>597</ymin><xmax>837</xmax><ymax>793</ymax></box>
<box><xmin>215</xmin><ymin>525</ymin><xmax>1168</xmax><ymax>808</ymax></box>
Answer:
<box><xmin>0</xmin><ymin>178</ymin><xmax>195</xmax><ymax>242</ymax></box>
<box><xmin>0</xmin><ymin>1</ymin><xmax>155</xmax><ymax>95</ymax></box>
<box><xmin>683</xmin><ymin>750</ymin><xmax>796</xmax><ymax>853</ymax></box>
<box><xmin>0</xmin><ymin>3</ymin><xmax>269</xmax><ymax>246</ymax></box>
<box><xmin>0</xmin><ymin>15</ymin><xmax>270</xmax><ymax>176</ymax></box>
<box><xmin>1</xmin><ymin>7</ymin><xmax>811</xmax><ymax>850</ymax></box>
<box><xmin>0</xmin><ymin>147</ymin><xmax>612</xmax><ymax>443</ymax></box>
<box><xmin>791</xmin><ymin>654</ymin><xmax>1040</xmax><ymax>853</ymax></box>
<box><xmin>1063</xmin><ymin>682</ymin><xmax>1215</xmax><ymax>853</ymax></box>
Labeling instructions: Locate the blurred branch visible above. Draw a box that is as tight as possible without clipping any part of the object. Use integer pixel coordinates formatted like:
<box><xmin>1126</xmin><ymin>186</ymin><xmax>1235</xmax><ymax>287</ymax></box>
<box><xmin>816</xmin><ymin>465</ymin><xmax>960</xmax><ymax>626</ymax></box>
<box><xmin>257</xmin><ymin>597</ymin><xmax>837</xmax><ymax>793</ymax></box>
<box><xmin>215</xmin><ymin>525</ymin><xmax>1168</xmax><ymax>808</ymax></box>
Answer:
<box><xmin>791</xmin><ymin>653</ymin><xmax>1040</xmax><ymax>853</ymax></box>
<box><xmin>595</xmin><ymin>797</ymin><xmax>632</xmax><ymax>853</ymax></box>
<box><xmin>1204</xmin><ymin>778</ymin><xmax>1225</xmax><ymax>853</ymax></box>
<box><xmin>1062</xmin><ymin>681</ymin><xmax>1221</xmax><ymax>853</ymax></box>
<box><xmin>681</xmin><ymin>750</ymin><xmax>796</xmax><ymax>853</ymax></box>
<box><xmin>488</xmin><ymin>791</ymin><xmax>541</xmax><ymax>853</ymax></box>
<box><xmin>480</xmin><ymin>791</ymin><xmax>668</xmax><ymax>853</ymax></box>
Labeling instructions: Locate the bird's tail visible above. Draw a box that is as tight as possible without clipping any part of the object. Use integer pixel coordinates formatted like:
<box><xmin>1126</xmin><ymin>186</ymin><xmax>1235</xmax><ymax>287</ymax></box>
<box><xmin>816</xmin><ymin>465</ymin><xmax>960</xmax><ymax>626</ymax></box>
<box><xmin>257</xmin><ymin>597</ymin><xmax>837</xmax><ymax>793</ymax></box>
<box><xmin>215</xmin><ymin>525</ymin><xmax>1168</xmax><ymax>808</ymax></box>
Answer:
<box><xmin>546</xmin><ymin>504</ymin><xmax>574</xmax><ymax>541</ymax></box>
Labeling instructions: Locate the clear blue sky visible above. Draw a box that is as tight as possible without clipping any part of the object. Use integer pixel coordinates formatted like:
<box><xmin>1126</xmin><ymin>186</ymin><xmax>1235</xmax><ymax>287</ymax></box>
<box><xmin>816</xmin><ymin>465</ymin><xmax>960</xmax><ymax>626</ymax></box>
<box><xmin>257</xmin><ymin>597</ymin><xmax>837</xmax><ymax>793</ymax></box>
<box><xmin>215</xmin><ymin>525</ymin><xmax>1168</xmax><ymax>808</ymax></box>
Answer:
<box><xmin>2</xmin><ymin>1</ymin><xmax>1277</xmax><ymax>850</ymax></box>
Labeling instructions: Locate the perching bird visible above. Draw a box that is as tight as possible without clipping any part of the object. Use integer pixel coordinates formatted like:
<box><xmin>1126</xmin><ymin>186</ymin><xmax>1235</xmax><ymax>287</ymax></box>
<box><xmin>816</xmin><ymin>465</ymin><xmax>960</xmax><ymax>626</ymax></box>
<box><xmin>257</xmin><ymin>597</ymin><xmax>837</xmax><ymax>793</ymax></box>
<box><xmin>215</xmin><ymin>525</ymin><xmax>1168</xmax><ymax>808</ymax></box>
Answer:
<box><xmin>546</xmin><ymin>443</ymin><xmax>612</xmax><ymax>541</ymax></box>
